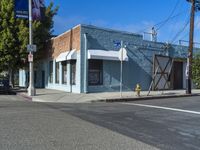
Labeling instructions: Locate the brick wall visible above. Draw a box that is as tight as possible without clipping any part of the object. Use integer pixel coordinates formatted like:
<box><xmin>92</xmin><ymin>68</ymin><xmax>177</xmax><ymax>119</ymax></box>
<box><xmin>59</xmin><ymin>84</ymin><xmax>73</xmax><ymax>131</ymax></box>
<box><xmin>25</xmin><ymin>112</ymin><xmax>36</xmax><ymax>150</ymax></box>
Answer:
<box><xmin>46</xmin><ymin>25</ymin><xmax>81</xmax><ymax>59</ymax></box>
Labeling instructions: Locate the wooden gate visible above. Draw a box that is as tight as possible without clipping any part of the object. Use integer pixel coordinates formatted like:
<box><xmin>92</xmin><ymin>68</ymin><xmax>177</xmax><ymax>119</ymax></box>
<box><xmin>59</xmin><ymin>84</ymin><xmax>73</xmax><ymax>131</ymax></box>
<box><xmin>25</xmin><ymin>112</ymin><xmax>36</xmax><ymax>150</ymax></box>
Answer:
<box><xmin>148</xmin><ymin>55</ymin><xmax>173</xmax><ymax>95</ymax></box>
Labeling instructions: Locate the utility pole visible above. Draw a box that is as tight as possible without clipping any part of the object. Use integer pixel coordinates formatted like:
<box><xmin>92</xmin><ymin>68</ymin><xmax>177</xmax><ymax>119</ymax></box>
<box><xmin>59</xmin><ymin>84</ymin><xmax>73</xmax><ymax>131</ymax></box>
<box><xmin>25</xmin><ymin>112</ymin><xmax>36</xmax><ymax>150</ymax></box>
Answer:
<box><xmin>186</xmin><ymin>0</ymin><xmax>196</xmax><ymax>94</ymax></box>
<box><xmin>28</xmin><ymin>0</ymin><xmax>35</xmax><ymax>96</ymax></box>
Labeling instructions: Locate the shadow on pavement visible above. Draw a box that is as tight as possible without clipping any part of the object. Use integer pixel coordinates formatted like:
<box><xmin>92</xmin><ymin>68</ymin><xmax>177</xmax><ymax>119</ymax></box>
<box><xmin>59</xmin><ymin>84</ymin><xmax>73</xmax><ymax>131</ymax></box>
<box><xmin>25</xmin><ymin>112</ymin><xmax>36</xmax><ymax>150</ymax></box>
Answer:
<box><xmin>41</xmin><ymin>102</ymin><xmax>200</xmax><ymax>150</ymax></box>
<box><xmin>0</xmin><ymin>87</ymin><xmax>27</xmax><ymax>95</ymax></box>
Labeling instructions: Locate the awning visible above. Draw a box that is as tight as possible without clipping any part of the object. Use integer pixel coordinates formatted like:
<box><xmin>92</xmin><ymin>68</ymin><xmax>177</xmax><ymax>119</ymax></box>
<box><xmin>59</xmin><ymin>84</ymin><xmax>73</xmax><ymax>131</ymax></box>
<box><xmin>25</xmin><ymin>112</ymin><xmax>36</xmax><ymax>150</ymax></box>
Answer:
<box><xmin>67</xmin><ymin>49</ymin><xmax>77</xmax><ymax>60</ymax></box>
<box><xmin>88</xmin><ymin>49</ymin><xmax>128</xmax><ymax>61</ymax></box>
<box><xmin>56</xmin><ymin>49</ymin><xmax>77</xmax><ymax>62</ymax></box>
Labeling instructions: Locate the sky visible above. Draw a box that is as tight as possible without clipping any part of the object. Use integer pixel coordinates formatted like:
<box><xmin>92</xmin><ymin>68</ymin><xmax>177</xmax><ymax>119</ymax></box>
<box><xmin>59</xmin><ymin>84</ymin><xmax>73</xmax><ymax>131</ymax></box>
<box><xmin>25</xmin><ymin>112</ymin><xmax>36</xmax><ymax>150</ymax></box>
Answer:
<box><xmin>46</xmin><ymin>0</ymin><xmax>200</xmax><ymax>46</ymax></box>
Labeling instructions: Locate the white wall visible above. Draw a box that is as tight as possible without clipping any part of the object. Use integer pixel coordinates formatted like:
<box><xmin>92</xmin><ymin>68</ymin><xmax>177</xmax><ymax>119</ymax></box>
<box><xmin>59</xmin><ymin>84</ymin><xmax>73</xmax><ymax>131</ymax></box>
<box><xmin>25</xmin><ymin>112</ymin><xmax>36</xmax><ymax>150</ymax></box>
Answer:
<box><xmin>19</xmin><ymin>69</ymin><xmax>26</xmax><ymax>87</ymax></box>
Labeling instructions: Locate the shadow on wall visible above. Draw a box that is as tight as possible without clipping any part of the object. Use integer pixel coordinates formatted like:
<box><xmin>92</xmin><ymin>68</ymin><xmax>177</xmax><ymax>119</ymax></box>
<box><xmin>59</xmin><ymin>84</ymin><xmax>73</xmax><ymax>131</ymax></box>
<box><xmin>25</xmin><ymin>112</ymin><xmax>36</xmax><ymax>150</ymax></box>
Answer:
<box><xmin>138</xmin><ymin>49</ymin><xmax>153</xmax><ymax>65</ymax></box>
<box><xmin>123</xmin><ymin>58</ymin><xmax>152</xmax><ymax>91</ymax></box>
<box><xmin>87</xmin><ymin>35</ymin><xmax>107</xmax><ymax>50</ymax></box>
<box><xmin>87</xmin><ymin>46</ymin><xmax>154</xmax><ymax>93</ymax></box>
<box><xmin>103</xmin><ymin>58</ymin><xmax>152</xmax><ymax>92</ymax></box>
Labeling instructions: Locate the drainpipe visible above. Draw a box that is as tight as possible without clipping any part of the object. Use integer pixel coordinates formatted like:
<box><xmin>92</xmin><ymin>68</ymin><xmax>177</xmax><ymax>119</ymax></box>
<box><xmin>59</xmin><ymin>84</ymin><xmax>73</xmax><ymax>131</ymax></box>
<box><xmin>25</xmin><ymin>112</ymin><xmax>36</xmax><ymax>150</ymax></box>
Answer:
<box><xmin>83</xmin><ymin>33</ymin><xmax>88</xmax><ymax>93</ymax></box>
<box><xmin>69</xmin><ymin>29</ymin><xmax>73</xmax><ymax>93</ymax></box>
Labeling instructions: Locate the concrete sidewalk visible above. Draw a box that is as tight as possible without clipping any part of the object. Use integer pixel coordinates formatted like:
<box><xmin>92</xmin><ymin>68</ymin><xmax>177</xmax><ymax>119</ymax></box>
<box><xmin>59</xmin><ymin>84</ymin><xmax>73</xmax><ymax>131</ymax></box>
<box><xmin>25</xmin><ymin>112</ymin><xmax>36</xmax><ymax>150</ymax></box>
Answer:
<box><xmin>16</xmin><ymin>88</ymin><xmax>200</xmax><ymax>103</ymax></box>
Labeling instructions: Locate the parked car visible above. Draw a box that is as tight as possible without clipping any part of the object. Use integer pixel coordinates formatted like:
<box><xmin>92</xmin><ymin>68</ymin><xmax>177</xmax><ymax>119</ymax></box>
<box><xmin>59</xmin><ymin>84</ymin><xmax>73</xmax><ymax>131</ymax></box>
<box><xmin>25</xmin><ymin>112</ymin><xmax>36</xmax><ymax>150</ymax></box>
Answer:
<box><xmin>0</xmin><ymin>77</ymin><xmax>10</xmax><ymax>94</ymax></box>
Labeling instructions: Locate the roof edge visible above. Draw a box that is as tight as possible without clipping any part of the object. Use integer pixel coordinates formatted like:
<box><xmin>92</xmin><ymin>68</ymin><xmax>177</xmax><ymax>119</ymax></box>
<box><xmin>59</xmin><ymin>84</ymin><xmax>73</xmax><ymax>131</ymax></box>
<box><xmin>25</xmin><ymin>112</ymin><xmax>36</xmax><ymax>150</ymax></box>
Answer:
<box><xmin>80</xmin><ymin>24</ymin><xmax>143</xmax><ymax>37</ymax></box>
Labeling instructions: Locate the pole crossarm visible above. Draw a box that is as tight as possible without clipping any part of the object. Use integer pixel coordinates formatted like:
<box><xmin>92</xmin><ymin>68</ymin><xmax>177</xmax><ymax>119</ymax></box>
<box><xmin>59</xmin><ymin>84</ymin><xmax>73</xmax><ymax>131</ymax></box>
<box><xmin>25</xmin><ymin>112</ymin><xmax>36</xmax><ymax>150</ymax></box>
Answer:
<box><xmin>187</xmin><ymin>0</ymin><xmax>200</xmax><ymax>11</ymax></box>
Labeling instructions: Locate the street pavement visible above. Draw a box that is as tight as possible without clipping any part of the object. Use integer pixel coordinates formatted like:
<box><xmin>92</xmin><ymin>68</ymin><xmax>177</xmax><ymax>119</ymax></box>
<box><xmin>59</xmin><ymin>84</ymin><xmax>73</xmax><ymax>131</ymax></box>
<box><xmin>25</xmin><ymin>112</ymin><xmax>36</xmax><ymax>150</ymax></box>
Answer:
<box><xmin>0</xmin><ymin>94</ymin><xmax>200</xmax><ymax>150</ymax></box>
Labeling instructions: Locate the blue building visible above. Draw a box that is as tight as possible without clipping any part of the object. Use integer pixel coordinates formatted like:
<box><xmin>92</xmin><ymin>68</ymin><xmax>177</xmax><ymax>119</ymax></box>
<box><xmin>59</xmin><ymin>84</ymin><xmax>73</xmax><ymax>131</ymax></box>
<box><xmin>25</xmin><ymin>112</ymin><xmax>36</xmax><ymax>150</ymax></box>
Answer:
<box><xmin>19</xmin><ymin>24</ymin><xmax>198</xmax><ymax>93</ymax></box>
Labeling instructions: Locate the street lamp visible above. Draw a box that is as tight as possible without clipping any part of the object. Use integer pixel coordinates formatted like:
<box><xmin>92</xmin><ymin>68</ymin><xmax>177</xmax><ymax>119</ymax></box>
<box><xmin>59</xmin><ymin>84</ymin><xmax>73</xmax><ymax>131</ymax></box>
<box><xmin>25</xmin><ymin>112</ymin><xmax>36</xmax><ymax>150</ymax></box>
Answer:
<box><xmin>27</xmin><ymin>0</ymin><xmax>35</xmax><ymax>96</ymax></box>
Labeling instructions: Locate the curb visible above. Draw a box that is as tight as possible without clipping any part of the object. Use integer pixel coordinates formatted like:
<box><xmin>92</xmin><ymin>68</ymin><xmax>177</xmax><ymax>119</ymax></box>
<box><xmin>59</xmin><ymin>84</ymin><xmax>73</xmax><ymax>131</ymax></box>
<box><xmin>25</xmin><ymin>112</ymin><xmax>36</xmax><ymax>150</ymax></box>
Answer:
<box><xmin>16</xmin><ymin>92</ymin><xmax>33</xmax><ymax>101</ymax></box>
<box><xmin>91</xmin><ymin>94</ymin><xmax>200</xmax><ymax>103</ymax></box>
<box><xmin>11</xmin><ymin>90</ymin><xmax>200</xmax><ymax>104</ymax></box>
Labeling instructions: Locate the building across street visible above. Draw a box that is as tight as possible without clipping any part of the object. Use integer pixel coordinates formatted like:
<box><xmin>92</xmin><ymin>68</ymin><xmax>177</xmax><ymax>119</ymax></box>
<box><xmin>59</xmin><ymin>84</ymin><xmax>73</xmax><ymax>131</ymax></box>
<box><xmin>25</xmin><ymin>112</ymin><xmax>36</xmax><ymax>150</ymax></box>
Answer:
<box><xmin>19</xmin><ymin>24</ymin><xmax>199</xmax><ymax>93</ymax></box>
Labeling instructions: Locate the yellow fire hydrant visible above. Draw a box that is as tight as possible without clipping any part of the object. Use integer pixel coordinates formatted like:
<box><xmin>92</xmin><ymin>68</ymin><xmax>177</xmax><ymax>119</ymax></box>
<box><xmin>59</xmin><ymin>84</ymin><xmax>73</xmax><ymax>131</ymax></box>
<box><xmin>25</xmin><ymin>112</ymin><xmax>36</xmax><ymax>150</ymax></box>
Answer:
<box><xmin>135</xmin><ymin>84</ymin><xmax>141</xmax><ymax>97</ymax></box>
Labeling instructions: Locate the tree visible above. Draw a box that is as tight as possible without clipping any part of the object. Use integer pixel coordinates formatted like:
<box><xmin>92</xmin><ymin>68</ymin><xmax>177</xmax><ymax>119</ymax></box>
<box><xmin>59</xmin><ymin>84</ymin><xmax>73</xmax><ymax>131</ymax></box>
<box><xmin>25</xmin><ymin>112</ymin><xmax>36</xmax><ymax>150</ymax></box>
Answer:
<box><xmin>0</xmin><ymin>0</ymin><xmax>19</xmax><ymax>85</ymax></box>
<box><xmin>192</xmin><ymin>53</ymin><xmax>200</xmax><ymax>89</ymax></box>
<box><xmin>0</xmin><ymin>0</ymin><xmax>58</xmax><ymax>86</ymax></box>
<box><xmin>33</xmin><ymin>2</ymin><xmax>58</xmax><ymax>63</ymax></box>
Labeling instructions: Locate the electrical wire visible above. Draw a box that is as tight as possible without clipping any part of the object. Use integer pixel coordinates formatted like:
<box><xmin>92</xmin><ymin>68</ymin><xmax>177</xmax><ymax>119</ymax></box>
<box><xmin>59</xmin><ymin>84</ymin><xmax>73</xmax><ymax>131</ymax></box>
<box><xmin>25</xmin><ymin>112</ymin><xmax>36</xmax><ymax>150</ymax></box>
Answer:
<box><xmin>167</xmin><ymin>6</ymin><xmax>190</xmax><ymax>43</ymax></box>
<box><xmin>135</xmin><ymin>9</ymin><xmax>188</xmax><ymax>34</ymax></box>
<box><xmin>177</xmin><ymin>15</ymin><xmax>200</xmax><ymax>46</ymax></box>
<box><xmin>178</xmin><ymin>31</ymin><xmax>189</xmax><ymax>42</ymax></box>
<box><xmin>155</xmin><ymin>0</ymin><xmax>181</xmax><ymax>31</ymax></box>
<box><xmin>135</xmin><ymin>0</ymin><xmax>190</xmax><ymax>36</ymax></box>
<box><xmin>170</xmin><ymin>17</ymin><xmax>190</xmax><ymax>44</ymax></box>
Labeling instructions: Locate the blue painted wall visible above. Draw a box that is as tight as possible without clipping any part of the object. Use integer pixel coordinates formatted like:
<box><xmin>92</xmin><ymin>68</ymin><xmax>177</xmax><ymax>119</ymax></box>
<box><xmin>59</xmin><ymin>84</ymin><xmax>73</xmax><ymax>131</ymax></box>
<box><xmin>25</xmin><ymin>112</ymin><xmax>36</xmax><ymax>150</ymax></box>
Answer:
<box><xmin>80</xmin><ymin>25</ymin><xmax>192</xmax><ymax>92</ymax></box>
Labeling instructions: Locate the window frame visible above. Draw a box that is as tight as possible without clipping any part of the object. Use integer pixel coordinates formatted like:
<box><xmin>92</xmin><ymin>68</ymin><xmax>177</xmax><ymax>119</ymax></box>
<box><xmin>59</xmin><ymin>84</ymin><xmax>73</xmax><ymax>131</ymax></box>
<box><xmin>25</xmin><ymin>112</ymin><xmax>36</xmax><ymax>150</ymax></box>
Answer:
<box><xmin>88</xmin><ymin>59</ymin><xmax>103</xmax><ymax>86</ymax></box>
<box><xmin>49</xmin><ymin>61</ymin><xmax>53</xmax><ymax>83</ymax></box>
<box><xmin>55</xmin><ymin>62</ymin><xmax>60</xmax><ymax>84</ymax></box>
<box><xmin>61</xmin><ymin>61</ymin><xmax>67</xmax><ymax>85</ymax></box>
<box><xmin>71</xmin><ymin>60</ymin><xmax>76</xmax><ymax>85</ymax></box>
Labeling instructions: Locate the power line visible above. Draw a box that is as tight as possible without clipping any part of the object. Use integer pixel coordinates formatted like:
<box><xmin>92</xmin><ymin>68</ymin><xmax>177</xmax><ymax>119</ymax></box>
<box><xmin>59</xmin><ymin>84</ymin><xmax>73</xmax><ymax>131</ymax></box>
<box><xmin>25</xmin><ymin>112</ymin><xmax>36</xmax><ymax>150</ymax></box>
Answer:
<box><xmin>170</xmin><ymin>17</ymin><xmax>190</xmax><ymax>44</ymax></box>
<box><xmin>178</xmin><ymin>31</ymin><xmax>189</xmax><ymax>41</ymax></box>
<box><xmin>135</xmin><ymin>9</ymin><xmax>188</xmax><ymax>34</ymax></box>
<box><xmin>154</xmin><ymin>0</ymin><xmax>180</xmax><ymax>31</ymax></box>
<box><xmin>176</xmin><ymin>15</ymin><xmax>200</xmax><ymax>46</ymax></box>
<box><xmin>170</xmin><ymin>12</ymin><xmax>200</xmax><ymax>45</ymax></box>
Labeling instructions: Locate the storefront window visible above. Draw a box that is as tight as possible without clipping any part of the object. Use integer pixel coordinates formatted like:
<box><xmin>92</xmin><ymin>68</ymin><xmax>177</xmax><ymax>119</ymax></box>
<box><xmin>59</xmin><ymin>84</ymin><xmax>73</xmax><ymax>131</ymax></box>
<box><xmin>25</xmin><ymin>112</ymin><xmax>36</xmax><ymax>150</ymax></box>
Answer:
<box><xmin>55</xmin><ymin>62</ymin><xmax>59</xmax><ymax>84</ymax></box>
<box><xmin>71</xmin><ymin>60</ymin><xmax>76</xmax><ymax>85</ymax></box>
<box><xmin>88</xmin><ymin>60</ymin><xmax>103</xmax><ymax>85</ymax></box>
<box><xmin>49</xmin><ymin>61</ymin><xmax>53</xmax><ymax>83</ymax></box>
<box><xmin>62</xmin><ymin>61</ymin><xmax>67</xmax><ymax>84</ymax></box>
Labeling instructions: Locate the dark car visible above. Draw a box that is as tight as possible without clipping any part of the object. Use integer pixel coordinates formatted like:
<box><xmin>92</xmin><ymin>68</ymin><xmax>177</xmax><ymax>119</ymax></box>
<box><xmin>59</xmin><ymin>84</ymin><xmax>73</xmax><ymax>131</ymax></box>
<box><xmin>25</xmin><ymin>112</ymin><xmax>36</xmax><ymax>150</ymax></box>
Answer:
<box><xmin>0</xmin><ymin>77</ymin><xmax>10</xmax><ymax>94</ymax></box>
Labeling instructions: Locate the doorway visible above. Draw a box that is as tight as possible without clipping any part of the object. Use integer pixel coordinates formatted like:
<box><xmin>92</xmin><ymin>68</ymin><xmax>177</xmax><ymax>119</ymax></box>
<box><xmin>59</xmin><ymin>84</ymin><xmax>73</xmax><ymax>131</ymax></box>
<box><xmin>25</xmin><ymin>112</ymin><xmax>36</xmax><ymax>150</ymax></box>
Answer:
<box><xmin>173</xmin><ymin>61</ymin><xmax>183</xmax><ymax>89</ymax></box>
<box><xmin>41</xmin><ymin>71</ymin><xmax>45</xmax><ymax>88</ymax></box>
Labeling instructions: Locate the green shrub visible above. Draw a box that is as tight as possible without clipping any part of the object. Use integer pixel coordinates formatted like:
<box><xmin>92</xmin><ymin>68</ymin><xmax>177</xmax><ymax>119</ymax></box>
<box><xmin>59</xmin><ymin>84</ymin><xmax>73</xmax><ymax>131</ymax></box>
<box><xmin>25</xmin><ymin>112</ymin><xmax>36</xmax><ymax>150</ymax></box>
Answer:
<box><xmin>192</xmin><ymin>54</ymin><xmax>200</xmax><ymax>89</ymax></box>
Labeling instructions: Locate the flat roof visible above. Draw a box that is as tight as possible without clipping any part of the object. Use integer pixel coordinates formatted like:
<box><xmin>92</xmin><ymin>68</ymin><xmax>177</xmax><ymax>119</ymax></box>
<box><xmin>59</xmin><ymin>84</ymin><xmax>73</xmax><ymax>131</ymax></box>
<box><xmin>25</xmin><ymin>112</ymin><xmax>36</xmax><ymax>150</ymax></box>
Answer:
<box><xmin>51</xmin><ymin>24</ymin><xmax>81</xmax><ymax>40</ymax></box>
<box><xmin>52</xmin><ymin>24</ymin><xmax>143</xmax><ymax>40</ymax></box>
<box><xmin>80</xmin><ymin>24</ymin><xmax>143</xmax><ymax>37</ymax></box>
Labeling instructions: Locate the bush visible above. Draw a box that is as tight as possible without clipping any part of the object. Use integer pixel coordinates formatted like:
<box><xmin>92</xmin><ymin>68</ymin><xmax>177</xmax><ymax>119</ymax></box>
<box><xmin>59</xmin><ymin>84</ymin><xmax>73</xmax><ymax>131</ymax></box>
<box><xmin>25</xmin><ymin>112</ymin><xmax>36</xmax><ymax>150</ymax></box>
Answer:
<box><xmin>192</xmin><ymin>54</ymin><xmax>200</xmax><ymax>89</ymax></box>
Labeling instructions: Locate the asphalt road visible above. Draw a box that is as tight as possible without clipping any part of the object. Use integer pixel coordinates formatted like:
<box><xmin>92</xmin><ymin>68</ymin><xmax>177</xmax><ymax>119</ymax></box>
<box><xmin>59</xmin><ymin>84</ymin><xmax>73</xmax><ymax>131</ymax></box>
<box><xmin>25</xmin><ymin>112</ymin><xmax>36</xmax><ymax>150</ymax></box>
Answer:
<box><xmin>0</xmin><ymin>94</ymin><xmax>200</xmax><ymax>150</ymax></box>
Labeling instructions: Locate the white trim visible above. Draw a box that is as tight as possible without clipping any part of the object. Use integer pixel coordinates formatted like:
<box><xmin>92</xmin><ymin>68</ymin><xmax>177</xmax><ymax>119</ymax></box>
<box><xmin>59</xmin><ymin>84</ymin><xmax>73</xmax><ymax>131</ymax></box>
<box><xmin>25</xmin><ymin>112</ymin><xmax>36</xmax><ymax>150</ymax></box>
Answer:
<box><xmin>67</xmin><ymin>49</ymin><xmax>77</xmax><ymax>60</ymax></box>
<box><xmin>51</xmin><ymin>25</ymin><xmax>81</xmax><ymax>40</ymax></box>
<box><xmin>56</xmin><ymin>51</ymin><xmax>70</xmax><ymax>62</ymax></box>
<box><xmin>56</xmin><ymin>49</ymin><xmax>77</xmax><ymax>62</ymax></box>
